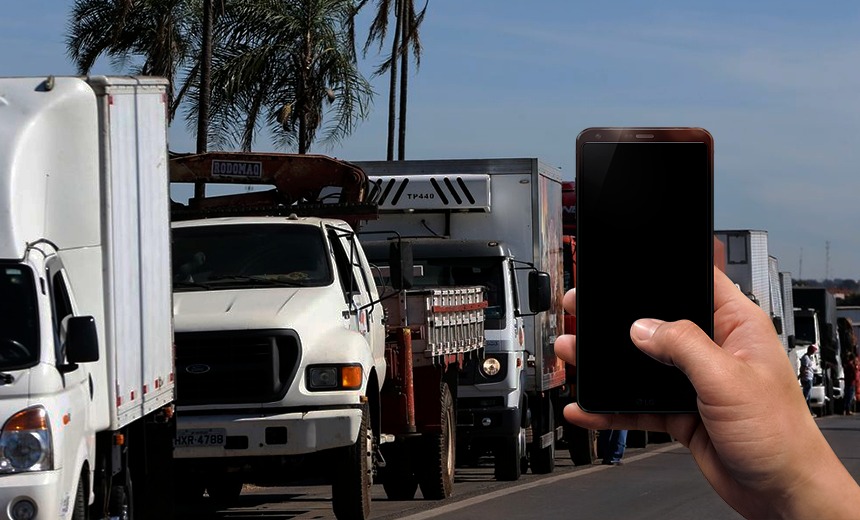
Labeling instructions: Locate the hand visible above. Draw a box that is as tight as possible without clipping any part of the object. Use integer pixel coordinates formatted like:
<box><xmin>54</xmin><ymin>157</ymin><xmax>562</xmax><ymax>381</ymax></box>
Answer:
<box><xmin>554</xmin><ymin>266</ymin><xmax>860</xmax><ymax>519</ymax></box>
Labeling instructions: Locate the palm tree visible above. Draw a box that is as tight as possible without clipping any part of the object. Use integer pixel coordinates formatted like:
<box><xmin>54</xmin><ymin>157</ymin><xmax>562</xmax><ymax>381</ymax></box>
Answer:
<box><xmin>360</xmin><ymin>0</ymin><xmax>427</xmax><ymax>160</ymax></box>
<box><xmin>193</xmin><ymin>0</ymin><xmax>373</xmax><ymax>153</ymax></box>
<box><xmin>66</xmin><ymin>0</ymin><xmax>199</xmax><ymax>121</ymax></box>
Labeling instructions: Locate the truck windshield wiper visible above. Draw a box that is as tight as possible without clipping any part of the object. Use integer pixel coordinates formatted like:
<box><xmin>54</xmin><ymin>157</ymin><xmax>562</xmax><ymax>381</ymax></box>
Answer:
<box><xmin>205</xmin><ymin>275</ymin><xmax>307</xmax><ymax>287</ymax></box>
<box><xmin>173</xmin><ymin>280</ymin><xmax>214</xmax><ymax>290</ymax></box>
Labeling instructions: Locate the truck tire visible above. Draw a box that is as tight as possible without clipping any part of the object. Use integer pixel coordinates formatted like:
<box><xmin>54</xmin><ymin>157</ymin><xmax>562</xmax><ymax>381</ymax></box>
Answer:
<box><xmin>332</xmin><ymin>403</ymin><xmax>372</xmax><ymax>520</ymax></box>
<box><xmin>380</xmin><ymin>441</ymin><xmax>418</xmax><ymax>500</ymax></box>
<box><xmin>176</xmin><ymin>478</ymin><xmax>206</xmax><ymax>505</ymax></box>
<box><xmin>72</xmin><ymin>474</ymin><xmax>87</xmax><ymax>520</ymax></box>
<box><xmin>494</xmin><ymin>428</ymin><xmax>525</xmax><ymax>481</ymax></box>
<box><xmin>565</xmin><ymin>425</ymin><xmax>596</xmax><ymax>466</ymax></box>
<box><xmin>109</xmin><ymin>484</ymin><xmax>130</xmax><ymax>520</ymax></box>
<box><xmin>627</xmin><ymin>430</ymin><xmax>647</xmax><ymax>448</ymax></box>
<box><xmin>417</xmin><ymin>382</ymin><xmax>455</xmax><ymax>500</ymax></box>
<box><xmin>206</xmin><ymin>474</ymin><xmax>243</xmax><ymax>507</ymax></box>
<box><xmin>529</xmin><ymin>400</ymin><xmax>555</xmax><ymax>474</ymax></box>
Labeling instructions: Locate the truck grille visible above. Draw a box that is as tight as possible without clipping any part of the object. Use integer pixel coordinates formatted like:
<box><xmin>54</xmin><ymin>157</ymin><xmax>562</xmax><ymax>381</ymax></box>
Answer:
<box><xmin>174</xmin><ymin>330</ymin><xmax>300</xmax><ymax>405</ymax></box>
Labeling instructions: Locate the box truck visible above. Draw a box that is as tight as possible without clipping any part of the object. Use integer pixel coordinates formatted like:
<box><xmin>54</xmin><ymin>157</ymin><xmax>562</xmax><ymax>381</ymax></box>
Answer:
<box><xmin>357</xmin><ymin>158</ymin><xmax>564</xmax><ymax>481</ymax></box>
<box><xmin>0</xmin><ymin>76</ymin><xmax>175</xmax><ymax>519</ymax></box>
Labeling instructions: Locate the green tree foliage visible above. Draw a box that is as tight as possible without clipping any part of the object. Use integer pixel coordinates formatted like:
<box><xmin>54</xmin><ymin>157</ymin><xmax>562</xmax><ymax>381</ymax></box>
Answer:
<box><xmin>66</xmin><ymin>0</ymin><xmax>199</xmax><ymax>120</ymax></box>
<box><xmin>359</xmin><ymin>0</ymin><xmax>427</xmax><ymax>159</ymax></box>
<box><xmin>196</xmin><ymin>0</ymin><xmax>373</xmax><ymax>153</ymax></box>
<box><xmin>66</xmin><ymin>0</ymin><xmax>373</xmax><ymax>154</ymax></box>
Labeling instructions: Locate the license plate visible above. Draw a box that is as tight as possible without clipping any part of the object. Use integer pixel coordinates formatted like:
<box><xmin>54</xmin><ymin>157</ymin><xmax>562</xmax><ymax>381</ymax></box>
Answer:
<box><xmin>174</xmin><ymin>428</ymin><xmax>227</xmax><ymax>448</ymax></box>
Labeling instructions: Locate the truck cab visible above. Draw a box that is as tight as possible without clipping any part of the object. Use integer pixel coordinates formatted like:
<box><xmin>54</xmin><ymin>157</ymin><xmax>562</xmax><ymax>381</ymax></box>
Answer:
<box><xmin>167</xmin><ymin>152</ymin><xmax>392</xmax><ymax>519</ymax></box>
<box><xmin>362</xmin><ymin>238</ymin><xmax>530</xmax><ymax>471</ymax></box>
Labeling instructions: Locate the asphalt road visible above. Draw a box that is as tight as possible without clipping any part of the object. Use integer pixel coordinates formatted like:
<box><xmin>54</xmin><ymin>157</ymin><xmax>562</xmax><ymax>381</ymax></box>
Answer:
<box><xmin>176</xmin><ymin>413</ymin><xmax>860</xmax><ymax>519</ymax></box>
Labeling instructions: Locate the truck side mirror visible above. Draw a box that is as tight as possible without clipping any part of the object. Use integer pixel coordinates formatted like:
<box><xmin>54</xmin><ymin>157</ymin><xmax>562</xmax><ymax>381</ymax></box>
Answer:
<box><xmin>65</xmin><ymin>316</ymin><xmax>100</xmax><ymax>364</ymax></box>
<box><xmin>388</xmin><ymin>241</ymin><xmax>413</xmax><ymax>290</ymax></box>
<box><xmin>772</xmin><ymin>316</ymin><xmax>783</xmax><ymax>335</ymax></box>
<box><xmin>528</xmin><ymin>271</ymin><xmax>551</xmax><ymax>313</ymax></box>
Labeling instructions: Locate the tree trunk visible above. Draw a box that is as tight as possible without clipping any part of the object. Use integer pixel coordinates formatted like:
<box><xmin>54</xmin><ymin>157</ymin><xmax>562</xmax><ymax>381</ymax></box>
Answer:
<box><xmin>397</xmin><ymin>5</ymin><xmax>412</xmax><ymax>161</ymax></box>
<box><xmin>386</xmin><ymin>0</ymin><xmax>402</xmax><ymax>161</ymax></box>
<box><xmin>397</xmin><ymin>0</ymin><xmax>409</xmax><ymax>161</ymax></box>
<box><xmin>195</xmin><ymin>0</ymin><xmax>213</xmax><ymax>199</ymax></box>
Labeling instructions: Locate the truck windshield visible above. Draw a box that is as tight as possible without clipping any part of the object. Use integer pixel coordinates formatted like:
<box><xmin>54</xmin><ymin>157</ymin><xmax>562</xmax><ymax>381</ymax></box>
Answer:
<box><xmin>172</xmin><ymin>224</ymin><xmax>333</xmax><ymax>290</ymax></box>
<box><xmin>795</xmin><ymin>315</ymin><xmax>817</xmax><ymax>345</ymax></box>
<box><xmin>0</xmin><ymin>265</ymin><xmax>39</xmax><ymax>369</ymax></box>
<box><xmin>398</xmin><ymin>258</ymin><xmax>506</xmax><ymax>330</ymax></box>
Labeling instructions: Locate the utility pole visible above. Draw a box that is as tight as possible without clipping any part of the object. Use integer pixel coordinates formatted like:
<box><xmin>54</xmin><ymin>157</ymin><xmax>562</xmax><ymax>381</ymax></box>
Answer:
<box><xmin>799</xmin><ymin>247</ymin><xmax>803</xmax><ymax>281</ymax></box>
<box><xmin>825</xmin><ymin>240</ymin><xmax>831</xmax><ymax>281</ymax></box>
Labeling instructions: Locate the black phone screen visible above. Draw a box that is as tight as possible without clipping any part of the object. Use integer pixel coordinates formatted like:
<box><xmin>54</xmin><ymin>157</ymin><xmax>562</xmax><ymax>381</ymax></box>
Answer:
<box><xmin>575</xmin><ymin>129</ymin><xmax>713</xmax><ymax>413</ymax></box>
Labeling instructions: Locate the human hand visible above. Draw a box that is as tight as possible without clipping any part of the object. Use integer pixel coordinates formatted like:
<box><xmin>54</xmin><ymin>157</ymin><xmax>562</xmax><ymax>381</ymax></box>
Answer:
<box><xmin>554</xmin><ymin>266</ymin><xmax>860</xmax><ymax>519</ymax></box>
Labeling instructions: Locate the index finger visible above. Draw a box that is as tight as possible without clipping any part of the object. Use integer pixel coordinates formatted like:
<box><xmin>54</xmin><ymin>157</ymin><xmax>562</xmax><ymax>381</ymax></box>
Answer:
<box><xmin>563</xmin><ymin>288</ymin><xmax>575</xmax><ymax>316</ymax></box>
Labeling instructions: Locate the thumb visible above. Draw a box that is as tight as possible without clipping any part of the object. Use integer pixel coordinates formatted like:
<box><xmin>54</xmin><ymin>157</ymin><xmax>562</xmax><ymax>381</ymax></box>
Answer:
<box><xmin>631</xmin><ymin>318</ymin><xmax>728</xmax><ymax>388</ymax></box>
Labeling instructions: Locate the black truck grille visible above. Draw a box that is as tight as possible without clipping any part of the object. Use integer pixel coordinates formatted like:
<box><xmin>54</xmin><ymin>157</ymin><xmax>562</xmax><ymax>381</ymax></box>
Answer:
<box><xmin>174</xmin><ymin>330</ymin><xmax>301</xmax><ymax>406</ymax></box>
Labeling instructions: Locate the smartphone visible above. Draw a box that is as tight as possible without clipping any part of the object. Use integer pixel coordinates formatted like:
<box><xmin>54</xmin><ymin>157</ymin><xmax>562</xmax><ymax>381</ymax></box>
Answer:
<box><xmin>575</xmin><ymin>127</ymin><xmax>714</xmax><ymax>413</ymax></box>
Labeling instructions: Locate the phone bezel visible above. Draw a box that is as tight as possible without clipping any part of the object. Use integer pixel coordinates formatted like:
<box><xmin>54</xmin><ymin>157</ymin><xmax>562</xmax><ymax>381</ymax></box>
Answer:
<box><xmin>574</xmin><ymin>126</ymin><xmax>714</xmax><ymax>414</ymax></box>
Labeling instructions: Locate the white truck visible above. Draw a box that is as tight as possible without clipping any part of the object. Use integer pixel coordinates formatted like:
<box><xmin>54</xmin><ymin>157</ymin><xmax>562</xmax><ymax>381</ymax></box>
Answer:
<box><xmin>715</xmin><ymin>230</ymin><xmax>792</xmax><ymax>352</ymax></box>
<box><xmin>167</xmin><ymin>152</ymin><xmax>476</xmax><ymax>519</ymax></box>
<box><xmin>356</xmin><ymin>158</ymin><xmax>564</xmax><ymax>481</ymax></box>
<box><xmin>0</xmin><ymin>76</ymin><xmax>175</xmax><ymax>519</ymax></box>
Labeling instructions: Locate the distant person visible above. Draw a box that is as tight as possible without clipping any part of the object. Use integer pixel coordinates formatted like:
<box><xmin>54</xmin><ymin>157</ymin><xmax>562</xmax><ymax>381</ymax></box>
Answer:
<box><xmin>843</xmin><ymin>353</ymin><xmax>858</xmax><ymax>415</ymax></box>
<box><xmin>555</xmin><ymin>267</ymin><xmax>860</xmax><ymax>519</ymax></box>
<box><xmin>598</xmin><ymin>429</ymin><xmax>627</xmax><ymax>465</ymax></box>
<box><xmin>799</xmin><ymin>345</ymin><xmax>817</xmax><ymax>404</ymax></box>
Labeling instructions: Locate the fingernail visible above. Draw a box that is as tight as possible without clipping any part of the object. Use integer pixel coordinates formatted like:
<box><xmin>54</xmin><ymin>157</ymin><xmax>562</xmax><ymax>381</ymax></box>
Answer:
<box><xmin>631</xmin><ymin>319</ymin><xmax>664</xmax><ymax>341</ymax></box>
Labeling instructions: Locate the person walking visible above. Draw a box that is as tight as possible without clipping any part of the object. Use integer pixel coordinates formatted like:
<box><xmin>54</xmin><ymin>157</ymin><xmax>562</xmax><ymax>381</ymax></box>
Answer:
<box><xmin>847</xmin><ymin>354</ymin><xmax>860</xmax><ymax>415</ymax></box>
<box><xmin>598</xmin><ymin>429</ymin><xmax>627</xmax><ymax>465</ymax></box>
<box><xmin>799</xmin><ymin>345</ymin><xmax>817</xmax><ymax>406</ymax></box>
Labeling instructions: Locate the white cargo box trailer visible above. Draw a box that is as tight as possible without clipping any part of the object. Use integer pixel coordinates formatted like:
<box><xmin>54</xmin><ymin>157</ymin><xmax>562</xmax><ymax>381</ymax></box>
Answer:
<box><xmin>92</xmin><ymin>77</ymin><xmax>175</xmax><ymax>427</ymax></box>
<box><xmin>716</xmin><ymin>229</ymin><xmax>772</xmax><ymax>312</ymax></box>
<box><xmin>769</xmin><ymin>255</ymin><xmax>789</xmax><ymax>354</ymax></box>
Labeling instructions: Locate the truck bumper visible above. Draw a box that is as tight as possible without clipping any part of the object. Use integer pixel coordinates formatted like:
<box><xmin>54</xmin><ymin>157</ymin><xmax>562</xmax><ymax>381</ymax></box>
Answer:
<box><xmin>456</xmin><ymin>404</ymin><xmax>521</xmax><ymax>440</ymax></box>
<box><xmin>0</xmin><ymin>470</ymin><xmax>67</xmax><ymax>520</ymax></box>
<box><xmin>173</xmin><ymin>407</ymin><xmax>362</xmax><ymax>459</ymax></box>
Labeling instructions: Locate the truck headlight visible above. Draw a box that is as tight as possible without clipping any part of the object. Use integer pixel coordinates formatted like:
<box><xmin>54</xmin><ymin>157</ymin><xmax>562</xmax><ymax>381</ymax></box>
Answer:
<box><xmin>307</xmin><ymin>365</ymin><xmax>363</xmax><ymax>391</ymax></box>
<box><xmin>0</xmin><ymin>407</ymin><xmax>52</xmax><ymax>473</ymax></box>
<box><xmin>481</xmin><ymin>357</ymin><xmax>502</xmax><ymax>377</ymax></box>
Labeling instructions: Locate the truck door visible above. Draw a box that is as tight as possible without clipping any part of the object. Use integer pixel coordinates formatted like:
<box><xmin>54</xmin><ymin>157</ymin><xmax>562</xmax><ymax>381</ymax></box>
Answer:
<box><xmin>327</xmin><ymin>227</ymin><xmax>385</xmax><ymax>362</ymax></box>
<box><xmin>46</xmin><ymin>259</ymin><xmax>93</xmax><ymax>497</ymax></box>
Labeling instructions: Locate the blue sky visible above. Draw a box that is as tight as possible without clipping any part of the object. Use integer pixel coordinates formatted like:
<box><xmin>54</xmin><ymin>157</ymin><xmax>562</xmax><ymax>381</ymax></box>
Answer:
<box><xmin>4</xmin><ymin>1</ymin><xmax>860</xmax><ymax>280</ymax></box>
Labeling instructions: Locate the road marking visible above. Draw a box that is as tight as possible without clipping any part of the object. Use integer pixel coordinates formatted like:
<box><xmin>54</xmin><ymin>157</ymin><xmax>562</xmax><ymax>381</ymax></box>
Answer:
<box><xmin>397</xmin><ymin>443</ymin><xmax>684</xmax><ymax>520</ymax></box>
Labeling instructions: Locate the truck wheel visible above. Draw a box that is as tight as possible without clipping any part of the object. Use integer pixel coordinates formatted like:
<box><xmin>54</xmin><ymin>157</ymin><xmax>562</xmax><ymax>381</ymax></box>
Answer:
<box><xmin>206</xmin><ymin>474</ymin><xmax>243</xmax><ymax>507</ymax></box>
<box><xmin>72</xmin><ymin>474</ymin><xmax>88</xmax><ymax>520</ymax></box>
<box><xmin>627</xmin><ymin>430</ymin><xmax>647</xmax><ymax>448</ymax></box>
<box><xmin>381</xmin><ymin>441</ymin><xmax>418</xmax><ymax>500</ymax></box>
<box><xmin>494</xmin><ymin>428</ymin><xmax>525</xmax><ymax>481</ymax></box>
<box><xmin>648</xmin><ymin>431</ymin><xmax>673</xmax><ymax>444</ymax></box>
<box><xmin>332</xmin><ymin>403</ymin><xmax>372</xmax><ymax>520</ymax></box>
<box><xmin>417</xmin><ymin>382</ymin><xmax>455</xmax><ymax>500</ymax></box>
<box><xmin>529</xmin><ymin>400</ymin><xmax>556</xmax><ymax>474</ymax></box>
<box><xmin>566</xmin><ymin>425</ymin><xmax>596</xmax><ymax>466</ymax></box>
<box><xmin>176</xmin><ymin>478</ymin><xmax>206</xmax><ymax>504</ymax></box>
<box><xmin>109</xmin><ymin>484</ymin><xmax>130</xmax><ymax>520</ymax></box>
